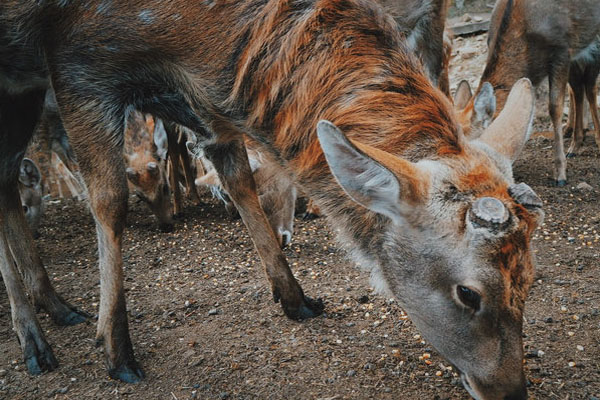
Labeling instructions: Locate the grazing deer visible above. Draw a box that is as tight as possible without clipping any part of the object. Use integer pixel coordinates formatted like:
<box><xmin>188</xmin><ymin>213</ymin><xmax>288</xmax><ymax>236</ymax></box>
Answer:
<box><xmin>18</xmin><ymin>158</ymin><xmax>44</xmax><ymax>239</ymax></box>
<box><xmin>459</xmin><ymin>0</ymin><xmax>600</xmax><ymax>185</ymax></box>
<box><xmin>1</xmin><ymin>1</ymin><xmax>542</xmax><ymax>398</ymax></box>
<box><xmin>124</xmin><ymin>111</ymin><xmax>174</xmax><ymax>232</ymax></box>
<box><xmin>196</xmin><ymin>139</ymin><xmax>297</xmax><ymax>248</ymax></box>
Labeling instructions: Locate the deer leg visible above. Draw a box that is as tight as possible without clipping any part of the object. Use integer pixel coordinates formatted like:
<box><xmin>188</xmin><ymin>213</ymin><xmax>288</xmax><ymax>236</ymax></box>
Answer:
<box><xmin>204</xmin><ymin>140</ymin><xmax>323</xmax><ymax>319</ymax></box>
<box><xmin>566</xmin><ymin>72</ymin><xmax>585</xmax><ymax>158</ymax></box>
<box><xmin>178</xmin><ymin>139</ymin><xmax>202</xmax><ymax>204</ymax></box>
<box><xmin>548</xmin><ymin>64</ymin><xmax>569</xmax><ymax>186</ymax></box>
<box><xmin>54</xmin><ymin>93</ymin><xmax>143</xmax><ymax>383</ymax></box>
<box><xmin>1</xmin><ymin>90</ymin><xmax>88</xmax><ymax>328</ymax></box>
<box><xmin>563</xmin><ymin>85</ymin><xmax>575</xmax><ymax>138</ymax></box>
<box><xmin>167</xmin><ymin>138</ymin><xmax>183</xmax><ymax>216</ymax></box>
<box><xmin>583</xmin><ymin>65</ymin><xmax>600</xmax><ymax>152</ymax></box>
<box><xmin>0</xmin><ymin>89</ymin><xmax>62</xmax><ymax>374</ymax></box>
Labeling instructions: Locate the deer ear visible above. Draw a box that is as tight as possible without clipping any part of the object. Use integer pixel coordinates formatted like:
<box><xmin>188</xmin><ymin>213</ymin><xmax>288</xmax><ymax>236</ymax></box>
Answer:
<box><xmin>477</xmin><ymin>78</ymin><xmax>535</xmax><ymax>162</ymax></box>
<box><xmin>19</xmin><ymin>158</ymin><xmax>42</xmax><ymax>188</ymax></box>
<box><xmin>473</xmin><ymin>82</ymin><xmax>496</xmax><ymax>130</ymax></box>
<box><xmin>317</xmin><ymin>120</ymin><xmax>427</xmax><ymax>222</ymax></box>
<box><xmin>454</xmin><ymin>80</ymin><xmax>473</xmax><ymax>110</ymax></box>
<box><xmin>153</xmin><ymin>118</ymin><xmax>169</xmax><ymax>160</ymax></box>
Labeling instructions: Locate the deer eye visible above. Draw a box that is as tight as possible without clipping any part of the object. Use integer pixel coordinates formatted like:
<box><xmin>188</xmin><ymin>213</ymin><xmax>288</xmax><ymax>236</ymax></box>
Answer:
<box><xmin>457</xmin><ymin>285</ymin><xmax>481</xmax><ymax>312</ymax></box>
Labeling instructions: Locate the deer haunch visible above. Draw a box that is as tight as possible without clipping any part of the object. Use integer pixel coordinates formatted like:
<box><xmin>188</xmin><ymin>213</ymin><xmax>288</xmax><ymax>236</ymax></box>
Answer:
<box><xmin>1</xmin><ymin>1</ymin><xmax>542</xmax><ymax>397</ymax></box>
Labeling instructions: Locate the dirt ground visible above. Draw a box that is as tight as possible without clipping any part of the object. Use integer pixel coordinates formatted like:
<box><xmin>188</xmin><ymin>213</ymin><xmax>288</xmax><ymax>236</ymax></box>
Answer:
<box><xmin>2</xmin><ymin>13</ymin><xmax>600</xmax><ymax>400</ymax></box>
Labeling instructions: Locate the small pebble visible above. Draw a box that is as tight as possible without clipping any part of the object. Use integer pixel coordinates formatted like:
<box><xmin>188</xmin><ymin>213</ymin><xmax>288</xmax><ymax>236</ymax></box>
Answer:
<box><xmin>576</xmin><ymin>345</ymin><xmax>584</xmax><ymax>351</ymax></box>
<box><xmin>568</xmin><ymin>361</ymin><xmax>576</xmax><ymax>367</ymax></box>
<box><xmin>208</xmin><ymin>308</ymin><xmax>219</xmax><ymax>316</ymax></box>
<box><xmin>346</xmin><ymin>369</ymin><xmax>356</xmax><ymax>377</ymax></box>
<box><xmin>0</xmin><ymin>370</ymin><xmax>6</xmax><ymax>377</ymax></box>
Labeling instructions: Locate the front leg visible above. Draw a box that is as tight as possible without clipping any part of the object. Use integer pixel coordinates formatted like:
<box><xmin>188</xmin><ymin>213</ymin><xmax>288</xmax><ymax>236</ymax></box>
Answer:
<box><xmin>204</xmin><ymin>139</ymin><xmax>323</xmax><ymax>319</ymax></box>
<box><xmin>548</xmin><ymin>63</ymin><xmax>569</xmax><ymax>186</ymax></box>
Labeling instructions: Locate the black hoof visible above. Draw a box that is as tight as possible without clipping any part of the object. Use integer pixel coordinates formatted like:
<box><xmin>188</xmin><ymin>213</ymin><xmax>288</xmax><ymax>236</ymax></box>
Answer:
<box><xmin>159</xmin><ymin>222</ymin><xmax>174</xmax><ymax>233</ymax></box>
<box><xmin>281</xmin><ymin>296</ymin><xmax>324</xmax><ymax>320</ymax></box>
<box><xmin>302</xmin><ymin>212</ymin><xmax>320</xmax><ymax>221</ymax></box>
<box><xmin>563</xmin><ymin>128</ymin><xmax>573</xmax><ymax>138</ymax></box>
<box><xmin>23</xmin><ymin>335</ymin><xmax>58</xmax><ymax>375</ymax></box>
<box><xmin>556</xmin><ymin>180</ymin><xmax>567</xmax><ymax>187</ymax></box>
<box><xmin>566</xmin><ymin>152</ymin><xmax>577</xmax><ymax>158</ymax></box>
<box><xmin>51</xmin><ymin>306</ymin><xmax>89</xmax><ymax>326</ymax></box>
<box><xmin>108</xmin><ymin>361</ymin><xmax>145</xmax><ymax>383</ymax></box>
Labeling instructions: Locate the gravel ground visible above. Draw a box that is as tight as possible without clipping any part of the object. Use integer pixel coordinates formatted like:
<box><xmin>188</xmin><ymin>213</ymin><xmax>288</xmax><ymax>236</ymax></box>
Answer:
<box><xmin>1</xmin><ymin>23</ymin><xmax>600</xmax><ymax>400</ymax></box>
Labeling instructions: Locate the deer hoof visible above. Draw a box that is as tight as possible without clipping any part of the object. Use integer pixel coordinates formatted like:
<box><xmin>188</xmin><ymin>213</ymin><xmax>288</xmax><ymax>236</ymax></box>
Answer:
<box><xmin>282</xmin><ymin>295</ymin><xmax>324</xmax><ymax>320</ymax></box>
<box><xmin>46</xmin><ymin>300</ymin><xmax>89</xmax><ymax>326</ymax></box>
<box><xmin>566</xmin><ymin>151</ymin><xmax>577</xmax><ymax>158</ymax></box>
<box><xmin>556</xmin><ymin>179</ymin><xmax>567</xmax><ymax>187</ymax></box>
<box><xmin>23</xmin><ymin>335</ymin><xmax>58</xmax><ymax>375</ymax></box>
<box><xmin>108</xmin><ymin>360</ymin><xmax>145</xmax><ymax>383</ymax></box>
<box><xmin>302</xmin><ymin>212</ymin><xmax>320</xmax><ymax>221</ymax></box>
<box><xmin>159</xmin><ymin>222</ymin><xmax>174</xmax><ymax>233</ymax></box>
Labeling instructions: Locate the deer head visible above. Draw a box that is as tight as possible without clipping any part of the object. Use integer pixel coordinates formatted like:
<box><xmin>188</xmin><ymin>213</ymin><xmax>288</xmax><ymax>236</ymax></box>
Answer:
<box><xmin>124</xmin><ymin>111</ymin><xmax>174</xmax><ymax>232</ymax></box>
<box><xmin>317</xmin><ymin>79</ymin><xmax>541</xmax><ymax>400</ymax></box>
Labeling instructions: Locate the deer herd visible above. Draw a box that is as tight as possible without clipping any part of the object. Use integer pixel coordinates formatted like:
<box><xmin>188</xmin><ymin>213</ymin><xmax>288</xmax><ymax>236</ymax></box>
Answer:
<box><xmin>0</xmin><ymin>0</ymin><xmax>598</xmax><ymax>399</ymax></box>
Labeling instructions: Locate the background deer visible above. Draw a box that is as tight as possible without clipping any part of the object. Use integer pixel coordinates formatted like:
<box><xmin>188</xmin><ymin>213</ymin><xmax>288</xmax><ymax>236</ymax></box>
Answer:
<box><xmin>458</xmin><ymin>0</ymin><xmax>600</xmax><ymax>185</ymax></box>
<box><xmin>196</xmin><ymin>139</ymin><xmax>298</xmax><ymax>248</ymax></box>
<box><xmin>18</xmin><ymin>158</ymin><xmax>44</xmax><ymax>239</ymax></box>
<box><xmin>378</xmin><ymin>0</ymin><xmax>452</xmax><ymax>95</ymax></box>
<box><xmin>1</xmin><ymin>1</ymin><xmax>541</xmax><ymax>398</ymax></box>
<box><xmin>123</xmin><ymin>111</ymin><xmax>175</xmax><ymax>232</ymax></box>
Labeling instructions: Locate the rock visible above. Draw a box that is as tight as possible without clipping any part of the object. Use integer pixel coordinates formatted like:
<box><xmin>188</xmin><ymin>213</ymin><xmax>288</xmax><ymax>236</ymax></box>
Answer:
<box><xmin>0</xmin><ymin>369</ymin><xmax>6</xmax><ymax>377</ymax></box>
<box><xmin>219</xmin><ymin>392</ymin><xmax>230</xmax><ymax>399</ymax></box>
<box><xmin>460</xmin><ymin>46</ymin><xmax>478</xmax><ymax>60</ymax></box>
<box><xmin>544</xmin><ymin>317</ymin><xmax>553</xmax><ymax>323</ymax></box>
<box><xmin>576</xmin><ymin>182</ymin><xmax>593</xmax><ymax>191</ymax></box>
<box><xmin>461</xmin><ymin>13</ymin><xmax>472</xmax><ymax>22</ymax></box>
<box><xmin>208</xmin><ymin>308</ymin><xmax>219</xmax><ymax>316</ymax></box>
<box><xmin>346</xmin><ymin>369</ymin><xmax>357</xmax><ymax>377</ymax></box>
<box><xmin>363</xmin><ymin>362</ymin><xmax>375</xmax><ymax>370</ymax></box>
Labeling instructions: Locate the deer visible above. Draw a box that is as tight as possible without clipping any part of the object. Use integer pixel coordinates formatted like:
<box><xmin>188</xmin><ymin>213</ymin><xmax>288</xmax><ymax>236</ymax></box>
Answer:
<box><xmin>456</xmin><ymin>0</ymin><xmax>600</xmax><ymax>186</ymax></box>
<box><xmin>18</xmin><ymin>158</ymin><xmax>44</xmax><ymax>239</ymax></box>
<box><xmin>195</xmin><ymin>138</ymin><xmax>298</xmax><ymax>248</ymax></box>
<box><xmin>0</xmin><ymin>1</ymin><xmax>542</xmax><ymax>398</ymax></box>
<box><xmin>123</xmin><ymin>110</ymin><xmax>175</xmax><ymax>232</ymax></box>
<box><xmin>378</xmin><ymin>0</ymin><xmax>452</xmax><ymax>96</ymax></box>
<box><xmin>163</xmin><ymin>122</ymin><xmax>203</xmax><ymax>216</ymax></box>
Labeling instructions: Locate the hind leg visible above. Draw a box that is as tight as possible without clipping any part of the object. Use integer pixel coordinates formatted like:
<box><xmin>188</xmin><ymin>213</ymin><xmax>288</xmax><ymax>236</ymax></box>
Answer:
<box><xmin>566</xmin><ymin>68</ymin><xmax>586</xmax><ymax>157</ymax></box>
<box><xmin>0</xmin><ymin>89</ymin><xmax>60</xmax><ymax>374</ymax></box>
<box><xmin>52</xmin><ymin>88</ymin><xmax>143</xmax><ymax>382</ymax></box>
<box><xmin>548</xmin><ymin>63</ymin><xmax>570</xmax><ymax>185</ymax></box>
<box><xmin>204</xmin><ymin>139</ymin><xmax>323</xmax><ymax>319</ymax></box>
<box><xmin>583</xmin><ymin>64</ymin><xmax>600</xmax><ymax>151</ymax></box>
